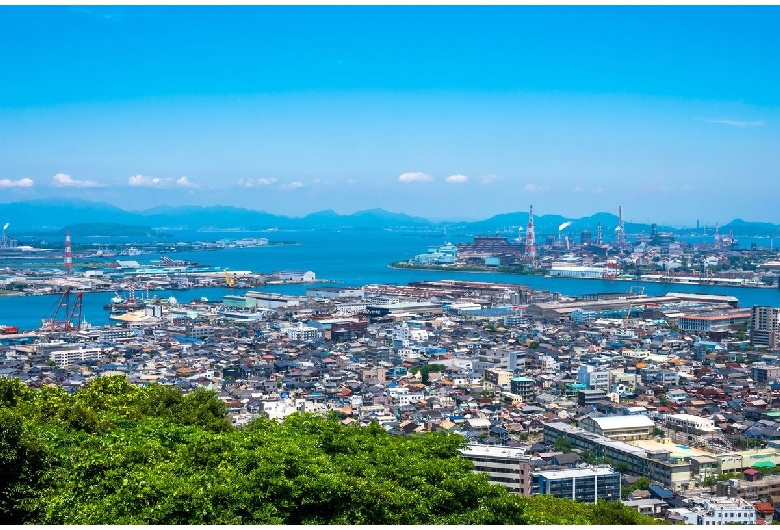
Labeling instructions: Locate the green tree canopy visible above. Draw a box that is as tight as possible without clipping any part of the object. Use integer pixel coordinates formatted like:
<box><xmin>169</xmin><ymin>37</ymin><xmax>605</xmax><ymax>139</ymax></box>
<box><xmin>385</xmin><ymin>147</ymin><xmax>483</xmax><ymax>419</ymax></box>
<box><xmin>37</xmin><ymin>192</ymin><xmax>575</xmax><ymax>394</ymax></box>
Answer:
<box><xmin>0</xmin><ymin>376</ymin><xmax>661</xmax><ymax>525</ymax></box>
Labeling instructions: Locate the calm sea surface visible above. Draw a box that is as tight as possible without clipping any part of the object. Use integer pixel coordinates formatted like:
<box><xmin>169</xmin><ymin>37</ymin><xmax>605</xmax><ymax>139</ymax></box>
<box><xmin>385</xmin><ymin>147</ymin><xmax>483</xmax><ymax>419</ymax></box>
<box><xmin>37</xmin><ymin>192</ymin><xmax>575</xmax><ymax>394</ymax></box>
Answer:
<box><xmin>3</xmin><ymin>229</ymin><xmax>779</xmax><ymax>331</ymax></box>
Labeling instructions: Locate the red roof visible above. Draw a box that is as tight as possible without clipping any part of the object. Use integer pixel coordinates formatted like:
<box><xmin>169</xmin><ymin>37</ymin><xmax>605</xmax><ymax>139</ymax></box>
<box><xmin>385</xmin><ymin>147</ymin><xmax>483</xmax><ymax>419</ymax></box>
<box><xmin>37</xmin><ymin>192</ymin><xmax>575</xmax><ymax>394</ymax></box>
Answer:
<box><xmin>745</xmin><ymin>468</ymin><xmax>761</xmax><ymax>476</ymax></box>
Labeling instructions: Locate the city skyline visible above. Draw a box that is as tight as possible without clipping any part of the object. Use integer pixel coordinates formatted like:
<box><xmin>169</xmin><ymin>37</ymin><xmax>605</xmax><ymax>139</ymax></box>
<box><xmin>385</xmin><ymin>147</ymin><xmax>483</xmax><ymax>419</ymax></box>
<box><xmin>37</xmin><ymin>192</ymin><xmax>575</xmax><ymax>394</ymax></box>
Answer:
<box><xmin>0</xmin><ymin>6</ymin><xmax>778</xmax><ymax>223</ymax></box>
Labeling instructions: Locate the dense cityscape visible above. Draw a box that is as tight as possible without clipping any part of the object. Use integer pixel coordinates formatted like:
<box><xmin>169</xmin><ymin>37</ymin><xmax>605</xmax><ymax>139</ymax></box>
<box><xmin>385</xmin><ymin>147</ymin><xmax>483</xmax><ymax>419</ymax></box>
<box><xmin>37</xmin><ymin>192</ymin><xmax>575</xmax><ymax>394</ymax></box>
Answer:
<box><xmin>3</xmin><ymin>4</ymin><xmax>779</xmax><ymax>526</ymax></box>
<box><xmin>4</xmin><ymin>202</ymin><xmax>780</xmax><ymax>523</ymax></box>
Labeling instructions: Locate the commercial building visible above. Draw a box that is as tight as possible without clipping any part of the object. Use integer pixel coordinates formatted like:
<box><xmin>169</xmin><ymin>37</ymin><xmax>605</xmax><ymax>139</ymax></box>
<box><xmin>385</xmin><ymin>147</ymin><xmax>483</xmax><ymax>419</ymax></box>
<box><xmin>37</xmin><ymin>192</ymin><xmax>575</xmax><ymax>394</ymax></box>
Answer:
<box><xmin>677</xmin><ymin>310</ymin><xmax>750</xmax><ymax>334</ymax></box>
<box><xmin>306</xmin><ymin>286</ymin><xmax>365</xmax><ymax>300</ymax></box>
<box><xmin>223</xmin><ymin>295</ymin><xmax>258</xmax><ymax>310</ymax></box>
<box><xmin>274</xmin><ymin>270</ymin><xmax>316</xmax><ymax>283</ymax></box>
<box><xmin>366</xmin><ymin>302</ymin><xmax>443</xmax><ymax>319</ymax></box>
<box><xmin>244</xmin><ymin>292</ymin><xmax>301</xmax><ymax>309</ymax></box>
<box><xmin>549</xmin><ymin>266</ymin><xmax>606</xmax><ymax>279</ymax></box>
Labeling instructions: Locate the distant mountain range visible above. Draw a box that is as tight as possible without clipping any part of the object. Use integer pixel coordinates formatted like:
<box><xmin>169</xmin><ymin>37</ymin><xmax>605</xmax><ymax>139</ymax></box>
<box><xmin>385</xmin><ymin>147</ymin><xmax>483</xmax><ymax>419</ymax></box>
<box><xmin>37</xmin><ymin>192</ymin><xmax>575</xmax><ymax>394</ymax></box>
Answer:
<box><xmin>0</xmin><ymin>199</ymin><xmax>777</xmax><ymax>237</ymax></box>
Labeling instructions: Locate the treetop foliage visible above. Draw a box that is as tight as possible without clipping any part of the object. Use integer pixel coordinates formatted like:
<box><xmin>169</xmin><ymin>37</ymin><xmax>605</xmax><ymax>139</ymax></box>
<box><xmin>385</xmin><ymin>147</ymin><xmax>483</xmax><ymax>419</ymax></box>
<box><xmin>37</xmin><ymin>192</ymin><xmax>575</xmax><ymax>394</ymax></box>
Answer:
<box><xmin>0</xmin><ymin>376</ymin><xmax>662</xmax><ymax>524</ymax></box>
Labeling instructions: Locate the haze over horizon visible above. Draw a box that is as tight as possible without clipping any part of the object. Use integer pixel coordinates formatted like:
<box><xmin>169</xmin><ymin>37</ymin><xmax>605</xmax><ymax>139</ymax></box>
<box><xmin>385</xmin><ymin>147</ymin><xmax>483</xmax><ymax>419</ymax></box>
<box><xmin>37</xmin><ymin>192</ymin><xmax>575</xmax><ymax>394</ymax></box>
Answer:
<box><xmin>0</xmin><ymin>6</ymin><xmax>778</xmax><ymax>225</ymax></box>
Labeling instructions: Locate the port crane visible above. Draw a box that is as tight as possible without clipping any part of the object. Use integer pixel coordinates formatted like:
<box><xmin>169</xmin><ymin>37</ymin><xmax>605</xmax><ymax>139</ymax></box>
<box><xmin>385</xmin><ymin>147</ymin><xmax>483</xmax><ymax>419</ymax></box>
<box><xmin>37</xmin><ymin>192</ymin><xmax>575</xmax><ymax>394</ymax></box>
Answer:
<box><xmin>224</xmin><ymin>269</ymin><xmax>237</xmax><ymax>287</ymax></box>
<box><xmin>40</xmin><ymin>287</ymin><xmax>84</xmax><ymax>332</ymax></box>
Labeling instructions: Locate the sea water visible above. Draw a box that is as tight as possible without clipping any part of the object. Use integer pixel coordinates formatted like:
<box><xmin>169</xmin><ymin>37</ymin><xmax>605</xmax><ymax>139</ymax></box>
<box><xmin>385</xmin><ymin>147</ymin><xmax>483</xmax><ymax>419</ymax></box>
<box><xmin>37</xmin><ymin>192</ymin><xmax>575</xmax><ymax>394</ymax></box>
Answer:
<box><xmin>2</xmin><ymin>229</ymin><xmax>778</xmax><ymax>331</ymax></box>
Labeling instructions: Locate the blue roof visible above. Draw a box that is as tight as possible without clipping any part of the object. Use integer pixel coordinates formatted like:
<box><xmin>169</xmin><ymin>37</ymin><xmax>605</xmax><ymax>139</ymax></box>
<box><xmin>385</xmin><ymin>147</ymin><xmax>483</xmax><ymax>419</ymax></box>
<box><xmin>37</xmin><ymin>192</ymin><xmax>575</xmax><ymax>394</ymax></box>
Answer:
<box><xmin>649</xmin><ymin>485</ymin><xmax>675</xmax><ymax>499</ymax></box>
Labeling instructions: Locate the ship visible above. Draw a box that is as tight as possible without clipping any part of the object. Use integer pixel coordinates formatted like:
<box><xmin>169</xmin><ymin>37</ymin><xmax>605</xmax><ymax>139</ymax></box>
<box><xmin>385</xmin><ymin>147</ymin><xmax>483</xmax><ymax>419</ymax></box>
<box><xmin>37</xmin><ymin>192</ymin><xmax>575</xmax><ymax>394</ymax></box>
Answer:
<box><xmin>103</xmin><ymin>292</ymin><xmax>146</xmax><ymax>313</ymax></box>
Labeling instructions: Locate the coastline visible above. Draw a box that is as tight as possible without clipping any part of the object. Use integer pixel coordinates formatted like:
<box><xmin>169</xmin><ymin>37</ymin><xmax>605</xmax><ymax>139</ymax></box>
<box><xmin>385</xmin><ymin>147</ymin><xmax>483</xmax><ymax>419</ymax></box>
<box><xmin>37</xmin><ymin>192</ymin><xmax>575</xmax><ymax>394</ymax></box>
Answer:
<box><xmin>388</xmin><ymin>262</ymin><xmax>543</xmax><ymax>275</ymax></box>
<box><xmin>388</xmin><ymin>262</ymin><xmax>775</xmax><ymax>289</ymax></box>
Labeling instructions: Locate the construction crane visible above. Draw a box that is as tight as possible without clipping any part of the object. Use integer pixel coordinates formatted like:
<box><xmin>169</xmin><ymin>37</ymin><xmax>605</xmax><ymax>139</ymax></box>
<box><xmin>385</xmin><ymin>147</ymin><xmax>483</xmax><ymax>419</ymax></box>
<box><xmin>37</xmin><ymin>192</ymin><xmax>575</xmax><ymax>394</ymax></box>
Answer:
<box><xmin>224</xmin><ymin>269</ymin><xmax>236</xmax><ymax>287</ymax></box>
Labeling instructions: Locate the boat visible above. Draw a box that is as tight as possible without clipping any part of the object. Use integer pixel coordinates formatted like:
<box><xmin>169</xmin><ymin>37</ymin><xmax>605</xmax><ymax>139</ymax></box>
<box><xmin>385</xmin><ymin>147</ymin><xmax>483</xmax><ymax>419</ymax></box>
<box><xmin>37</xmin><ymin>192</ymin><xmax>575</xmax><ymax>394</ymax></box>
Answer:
<box><xmin>103</xmin><ymin>292</ymin><xmax>145</xmax><ymax>313</ymax></box>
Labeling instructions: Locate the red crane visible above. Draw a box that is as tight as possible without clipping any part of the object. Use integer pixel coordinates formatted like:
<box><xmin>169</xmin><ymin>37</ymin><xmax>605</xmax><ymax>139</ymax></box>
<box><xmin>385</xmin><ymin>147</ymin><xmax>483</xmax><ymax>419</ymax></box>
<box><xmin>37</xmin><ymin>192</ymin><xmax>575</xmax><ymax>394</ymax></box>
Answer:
<box><xmin>40</xmin><ymin>287</ymin><xmax>84</xmax><ymax>332</ymax></box>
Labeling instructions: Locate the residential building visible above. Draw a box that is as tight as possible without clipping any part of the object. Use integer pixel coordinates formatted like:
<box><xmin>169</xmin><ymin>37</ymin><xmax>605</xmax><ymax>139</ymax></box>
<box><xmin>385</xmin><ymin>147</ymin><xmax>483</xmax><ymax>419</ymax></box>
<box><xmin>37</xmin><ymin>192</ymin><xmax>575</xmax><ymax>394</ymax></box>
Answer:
<box><xmin>751</xmin><ymin>306</ymin><xmax>780</xmax><ymax>350</ymax></box>
<box><xmin>484</xmin><ymin>368</ymin><xmax>514</xmax><ymax>390</ymax></box>
<box><xmin>50</xmin><ymin>347</ymin><xmax>102</xmax><ymax>368</ymax></box>
<box><xmin>578</xmin><ymin>364</ymin><xmax>610</xmax><ymax>391</ymax></box>
<box><xmin>752</xmin><ymin>364</ymin><xmax>780</xmax><ymax>385</ymax></box>
<box><xmin>510</xmin><ymin>377</ymin><xmax>536</xmax><ymax>402</ymax></box>
<box><xmin>692</xmin><ymin>497</ymin><xmax>756</xmax><ymax>525</ymax></box>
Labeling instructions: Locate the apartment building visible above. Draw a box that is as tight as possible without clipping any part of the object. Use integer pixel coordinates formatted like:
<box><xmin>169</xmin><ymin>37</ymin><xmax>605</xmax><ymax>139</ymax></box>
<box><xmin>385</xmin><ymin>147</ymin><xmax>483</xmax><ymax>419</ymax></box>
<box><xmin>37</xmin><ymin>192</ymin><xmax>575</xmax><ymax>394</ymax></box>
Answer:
<box><xmin>49</xmin><ymin>347</ymin><xmax>102</xmax><ymax>368</ymax></box>
<box><xmin>460</xmin><ymin>444</ymin><xmax>532</xmax><ymax>495</ymax></box>
<box><xmin>751</xmin><ymin>306</ymin><xmax>780</xmax><ymax>350</ymax></box>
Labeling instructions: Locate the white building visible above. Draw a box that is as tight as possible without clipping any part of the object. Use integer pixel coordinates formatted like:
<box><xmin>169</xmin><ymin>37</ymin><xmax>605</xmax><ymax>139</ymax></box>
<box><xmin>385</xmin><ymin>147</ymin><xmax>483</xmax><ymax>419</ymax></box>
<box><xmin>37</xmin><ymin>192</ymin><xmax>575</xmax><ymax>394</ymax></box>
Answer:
<box><xmin>284</xmin><ymin>323</ymin><xmax>321</xmax><ymax>342</ymax></box>
<box><xmin>393</xmin><ymin>322</ymin><xmax>429</xmax><ymax>347</ymax></box>
<box><xmin>386</xmin><ymin>386</ymin><xmax>424</xmax><ymax>406</ymax></box>
<box><xmin>549</xmin><ymin>266</ymin><xmax>606</xmax><ymax>279</ymax></box>
<box><xmin>275</xmin><ymin>270</ymin><xmax>316</xmax><ymax>282</ymax></box>
<box><xmin>50</xmin><ymin>347</ymin><xmax>102</xmax><ymax>368</ymax></box>
<box><xmin>460</xmin><ymin>444</ymin><xmax>532</xmax><ymax>495</ymax></box>
<box><xmin>663</xmin><ymin>413</ymin><xmax>718</xmax><ymax>435</ymax></box>
<box><xmin>578</xmin><ymin>364</ymin><xmax>610</xmax><ymax>391</ymax></box>
<box><xmin>693</xmin><ymin>497</ymin><xmax>756</xmax><ymax>525</ymax></box>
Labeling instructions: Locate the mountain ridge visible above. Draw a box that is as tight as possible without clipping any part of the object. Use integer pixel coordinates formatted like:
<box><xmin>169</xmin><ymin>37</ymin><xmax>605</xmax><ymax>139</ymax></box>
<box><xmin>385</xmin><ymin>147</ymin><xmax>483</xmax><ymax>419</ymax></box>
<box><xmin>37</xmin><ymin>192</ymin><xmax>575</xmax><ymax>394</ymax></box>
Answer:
<box><xmin>0</xmin><ymin>199</ymin><xmax>777</xmax><ymax>236</ymax></box>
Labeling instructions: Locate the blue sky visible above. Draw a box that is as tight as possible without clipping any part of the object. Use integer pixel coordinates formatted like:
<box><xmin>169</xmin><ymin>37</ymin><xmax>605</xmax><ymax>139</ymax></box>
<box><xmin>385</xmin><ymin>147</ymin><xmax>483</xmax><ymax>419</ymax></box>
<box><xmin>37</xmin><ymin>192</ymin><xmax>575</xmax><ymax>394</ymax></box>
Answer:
<box><xmin>0</xmin><ymin>6</ymin><xmax>778</xmax><ymax>224</ymax></box>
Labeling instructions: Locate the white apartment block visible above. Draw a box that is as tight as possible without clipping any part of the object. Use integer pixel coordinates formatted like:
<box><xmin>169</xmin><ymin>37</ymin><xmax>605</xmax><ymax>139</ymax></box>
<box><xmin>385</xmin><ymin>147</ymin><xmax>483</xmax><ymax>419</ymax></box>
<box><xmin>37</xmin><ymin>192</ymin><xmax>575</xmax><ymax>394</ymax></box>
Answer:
<box><xmin>50</xmin><ymin>347</ymin><xmax>102</xmax><ymax>368</ymax></box>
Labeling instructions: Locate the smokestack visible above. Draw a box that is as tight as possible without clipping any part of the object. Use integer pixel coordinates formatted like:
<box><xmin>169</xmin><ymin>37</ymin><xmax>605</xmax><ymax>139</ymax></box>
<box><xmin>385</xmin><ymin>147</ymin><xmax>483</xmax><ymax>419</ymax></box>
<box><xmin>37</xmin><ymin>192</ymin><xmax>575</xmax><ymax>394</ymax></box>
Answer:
<box><xmin>64</xmin><ymin>231</ymin><xmax>73</xmax><ymax>275</ymax></box>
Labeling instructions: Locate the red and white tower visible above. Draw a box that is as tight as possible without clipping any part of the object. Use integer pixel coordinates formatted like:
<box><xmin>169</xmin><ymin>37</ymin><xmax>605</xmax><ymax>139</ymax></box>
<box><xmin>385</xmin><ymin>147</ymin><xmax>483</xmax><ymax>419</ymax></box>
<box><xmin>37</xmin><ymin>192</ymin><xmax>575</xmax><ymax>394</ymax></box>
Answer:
<box><xmin>524</xmin><ymin>204</ymin><xmax>536</xmax><ymax>262</ymax></box>
<box><xmin>64</xmin><ymin>231</ymin><xmax>73</xmax><ymax>275</ymax></box>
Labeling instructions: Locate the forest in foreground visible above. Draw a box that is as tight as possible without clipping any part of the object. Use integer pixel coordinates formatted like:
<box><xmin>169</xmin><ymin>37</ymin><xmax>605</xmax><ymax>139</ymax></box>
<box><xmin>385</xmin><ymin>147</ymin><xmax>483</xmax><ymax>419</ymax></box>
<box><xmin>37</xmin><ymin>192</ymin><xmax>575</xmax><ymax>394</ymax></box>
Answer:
<box><xmin>0</xmin><ymin>376</ymin><xmax>661</xmax><ymax>524</ymax></box>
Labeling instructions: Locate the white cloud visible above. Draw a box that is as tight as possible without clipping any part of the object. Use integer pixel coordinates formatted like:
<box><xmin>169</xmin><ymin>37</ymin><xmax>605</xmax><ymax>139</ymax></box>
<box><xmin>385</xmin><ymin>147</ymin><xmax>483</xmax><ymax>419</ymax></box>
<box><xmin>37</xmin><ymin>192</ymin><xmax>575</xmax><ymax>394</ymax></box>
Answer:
<box><xmin>280</xmin><ymin>181</ymin><xmax>304</xmax><ymax>190</ymax></box>
<box><xmin>128</xmin><ymin>174</ymin><xmax>165</xmax><ymax>187</ymax></box>
<box><xmin>0</xmin><ymin>178</ymin><xmax>34</xmax><ymax>188</ymax></box>
<box><xmin>398</xmin><ymin>172</ymin><xmax>432</xmax><ymax>183</ymax></box>
<box><xmin>704</xmin><ymin>118</ymin><xmax>764</xmax><ymax>127</ymax></box>
<box><xmin>345</xmin><ymin>179</ymin><xmax>357</xmax><ymax>185</ymax></box>
<box><xmin>572</xmin><ymin>186</ymin><xmax>585</xmax><ymax>193</ymax></box>
<box><xmin>593</xmin><ymin>187</ymin><xmax>607</xmax><ymax>193</ymax></box>
<box><xmin>128</xmin><ymin>174</ymin><xmax>197</xmax><ymax>188</ymax></box>
<box><xmin>523</xmin><ymin>183</ymin><xmax>548</xmax><ymax>193</ymax></box>
<box><xmin>176</xmin><ymin>176</ymin><xmax>198</xmax><ymax>188</ymax></box>
<box><xmin>681</xmin><ymin>184</ymin><xmax>694</xmax><ymax>191</ymax></box>
<box><xmin>238</xmin><ymin>177</ymin><xmax>277</xmax><ymax>187</ymax></box>
<box><xmin>51</xmin><ymin>173</ymin><xmax>105</xmax><ymax>188</ymax></box>
<box><xmin>445</xmin><ymin>174</ymin><xmax>469</xmax><ymax>184</ymax></box>
<box><xmin>478</xmin><ymin>174</ymin><xmax>502</xmax><ymax>184</ymax></box>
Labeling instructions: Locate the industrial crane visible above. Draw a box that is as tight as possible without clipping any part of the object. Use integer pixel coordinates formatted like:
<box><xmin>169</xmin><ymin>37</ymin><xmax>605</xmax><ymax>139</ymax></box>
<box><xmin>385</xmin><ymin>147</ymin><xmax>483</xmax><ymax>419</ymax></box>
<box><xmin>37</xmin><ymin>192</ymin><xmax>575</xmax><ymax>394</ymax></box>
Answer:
<box><xmin>40</xmin><ymin>287</ymin><xmax>84</xmax><ymax>332</ymax></box>
<box><xmin>224</xmin><ymin>269</ymin><xmax>237</xmax><ymax>287</ymax></box>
